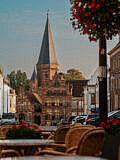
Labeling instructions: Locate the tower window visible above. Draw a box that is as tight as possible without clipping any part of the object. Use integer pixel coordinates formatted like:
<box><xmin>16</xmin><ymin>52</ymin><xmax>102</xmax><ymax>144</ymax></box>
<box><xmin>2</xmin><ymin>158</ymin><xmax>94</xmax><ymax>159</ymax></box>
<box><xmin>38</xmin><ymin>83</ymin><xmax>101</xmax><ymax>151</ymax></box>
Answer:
<box><xmin>45</xmin><ymin>72</ymin><xmax>48</xmax><ymax>78</ymax></box>
<box><xmin>54</xmin><ymin>81</ymin><xmax>60</xmax><ymax>87</ymax></box>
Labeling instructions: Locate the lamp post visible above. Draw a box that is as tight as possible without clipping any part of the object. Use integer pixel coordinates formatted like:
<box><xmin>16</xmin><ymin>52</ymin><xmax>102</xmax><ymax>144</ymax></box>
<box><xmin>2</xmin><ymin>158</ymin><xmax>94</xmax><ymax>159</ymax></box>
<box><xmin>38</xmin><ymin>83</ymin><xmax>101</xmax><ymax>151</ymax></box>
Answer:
<box><xmin>99</xmin><ymin>36</ymin><xmax>107</xmax><ymax>122</ymax></box>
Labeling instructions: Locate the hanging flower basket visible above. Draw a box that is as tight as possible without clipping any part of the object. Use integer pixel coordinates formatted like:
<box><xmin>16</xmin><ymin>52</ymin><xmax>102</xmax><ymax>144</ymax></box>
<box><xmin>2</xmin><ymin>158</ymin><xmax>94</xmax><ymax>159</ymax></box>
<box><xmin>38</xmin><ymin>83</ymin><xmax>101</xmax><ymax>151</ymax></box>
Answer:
<box><xmin>70</xmin><ymin>0</ymin><xmax>120</xmax><ymax>41</ymax></box>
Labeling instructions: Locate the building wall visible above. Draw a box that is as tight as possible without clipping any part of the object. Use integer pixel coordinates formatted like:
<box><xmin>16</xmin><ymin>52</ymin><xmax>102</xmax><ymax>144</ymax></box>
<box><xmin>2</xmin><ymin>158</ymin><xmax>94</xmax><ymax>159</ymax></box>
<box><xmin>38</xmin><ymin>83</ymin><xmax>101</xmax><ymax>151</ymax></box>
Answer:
<box><xmin>0</xmin><ymin>71</ymin><xmax>16</xmax><ymax>117</ymax></box>
<box><xmin>0</xmin><ymin>74</ymin><xmax>3</xmax><ymax>116</ymax></box>
<box><xmin>109</xmin><ymin>43</ymin><xmax>120</xmax><ymax>111</ymax></box>
<box><xmin>3</xmin><ymin>82</ymin><xmax>10</xmax><ymax>113</ymax></box>
<box><xmin>9</xmin><ymin>88</ymin><xmax>16</xmax><ymax>113</ymax></box>
<box><xmin>16</xmin><ymin>73</ymin><xmax>72</xmax><ymax>125</ymax></box>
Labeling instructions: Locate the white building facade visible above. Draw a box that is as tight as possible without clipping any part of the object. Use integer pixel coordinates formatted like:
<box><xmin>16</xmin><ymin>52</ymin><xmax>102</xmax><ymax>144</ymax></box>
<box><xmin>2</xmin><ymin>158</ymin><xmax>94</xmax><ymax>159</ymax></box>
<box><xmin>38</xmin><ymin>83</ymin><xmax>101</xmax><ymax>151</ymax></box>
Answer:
<box><xmin>84</xmin><ymin>68</ymin><xmax>110</xmax><ymax>114</ymax></box>
<box><xmin>0</xmin><ymin>66</ymin><xmax>16</xmax><ymax>117</ymax></box>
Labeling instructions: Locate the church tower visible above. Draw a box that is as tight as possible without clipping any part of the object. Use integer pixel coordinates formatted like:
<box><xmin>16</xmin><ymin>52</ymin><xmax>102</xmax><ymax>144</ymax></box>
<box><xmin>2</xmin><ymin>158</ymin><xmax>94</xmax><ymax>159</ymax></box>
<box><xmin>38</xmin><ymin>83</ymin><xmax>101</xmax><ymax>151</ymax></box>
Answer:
<box><xmin>36</xmin><ymin>14</ymin><xmax>59</xmax><ymax>86</ymax></box>
<box><xmin>31</xmin><ymin>67</ymin><xmax>38</xmax><ymax>91</ymax></box>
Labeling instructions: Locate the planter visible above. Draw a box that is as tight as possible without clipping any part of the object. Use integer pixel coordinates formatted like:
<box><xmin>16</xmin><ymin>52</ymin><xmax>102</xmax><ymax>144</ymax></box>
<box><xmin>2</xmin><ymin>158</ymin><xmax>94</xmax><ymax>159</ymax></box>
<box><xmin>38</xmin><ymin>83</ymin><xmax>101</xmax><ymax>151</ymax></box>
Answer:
<box><xmin>6</xmin><ymin>127</ymin><xmax>42</xmax><ymax>139</ymax></box>
<box><xmin>101</xmin><ymin>134</ymin><xmax>120</xmax><ymax>160</ymax></box>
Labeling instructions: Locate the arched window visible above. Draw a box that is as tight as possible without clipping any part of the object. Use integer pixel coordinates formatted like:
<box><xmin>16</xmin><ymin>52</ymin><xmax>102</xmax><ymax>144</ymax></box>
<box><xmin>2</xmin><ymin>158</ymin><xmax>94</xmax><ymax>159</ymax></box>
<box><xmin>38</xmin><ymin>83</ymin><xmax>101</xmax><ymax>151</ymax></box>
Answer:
<box><xmin>34</xmin><ymin>103</ymin><xmax>42</xmax><ymax>112</ymax></box>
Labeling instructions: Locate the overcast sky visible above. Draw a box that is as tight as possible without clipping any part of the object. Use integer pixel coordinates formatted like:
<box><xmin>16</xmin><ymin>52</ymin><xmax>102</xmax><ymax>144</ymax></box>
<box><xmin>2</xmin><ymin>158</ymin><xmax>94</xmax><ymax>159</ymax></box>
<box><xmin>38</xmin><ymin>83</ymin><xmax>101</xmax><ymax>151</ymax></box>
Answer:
<box><xmin>0</xmin><ymin>0</ymin><xmax>119</xmax><ymax>79</ymax></box>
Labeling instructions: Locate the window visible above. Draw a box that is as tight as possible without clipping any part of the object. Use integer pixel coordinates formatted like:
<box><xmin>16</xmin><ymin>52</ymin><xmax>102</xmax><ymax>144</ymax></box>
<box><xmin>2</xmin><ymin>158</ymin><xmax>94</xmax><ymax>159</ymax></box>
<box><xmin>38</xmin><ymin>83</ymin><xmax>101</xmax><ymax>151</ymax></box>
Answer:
<box><xmin>47</xmin><ymin>90</ymin><xmax>52</xmax><ymax>96</ymax></box>
<box><xmin>59</xmin><ymin>102</ymin><xmax>63</xmax><ymax>106</ymax></box>
<box><xmin>45</xmin><ymin>109</ymin><xmax>52</xmax><ymax>120</ymax></box>
<box><xmin>91</xmin><ymin>93</ymin><xmax>95</xmax><ymax>105</ymax></box>
<box><xmin>34</xmin><ymin>103</ymin><xmax>42</xmax><ymax>112</ymax></box>
<box><xmin>54</xmin><ymin>90</ymin><xmax>57</xmax><ymax>96</ymax></box>
<box><xmin>54</xmin><ymin>81</ymin><xmax>60</xmax><ymax>87</ymax></box>
<box><xmin>55</xmin><ymin>99</ymin><xmax>59</xmax><ymax>106</ymax></box>
<box><xmin>62</xmin><ymin>90</ymin><xmax>66</xmax><ymax>96</ymax></box>
<box><xmin>53</xmin><ymin>90</ymin><xmax>60</xmax><ymax>96</ymax></box>
<box><xmin>52</xmin><ymin>102</ymin><xmax>55</xmax><ymax>106</ymax></box>
<box><xmin>72</xmin><ymin>101</ymin><xmax>77</xmax><ymax>108</ymax></box>
<box><xmin>55</xmin><ymin>110</ymin><xmax>60</xmax><ymax>120</ymax></box>
<box><xmin>63</xmin><ymin>100</ymin><xmax>67</xmax><ymax>107</ymax></box>
<box><xmin>45</xmin><ymin>72</ymin><xmax>48</xmax><ymax>78</ymax></box>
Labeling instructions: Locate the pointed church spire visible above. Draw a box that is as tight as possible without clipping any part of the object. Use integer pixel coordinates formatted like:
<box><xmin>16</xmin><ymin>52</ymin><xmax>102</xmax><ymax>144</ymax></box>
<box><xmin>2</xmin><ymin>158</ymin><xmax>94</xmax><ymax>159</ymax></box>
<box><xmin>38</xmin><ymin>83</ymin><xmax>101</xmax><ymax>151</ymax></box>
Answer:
<box><xmin>37</xmin><ymin>13</ymin><xmax>58</xmax><ymax>65</ymax></box>
<box><xmin>31</xmin><ymin>67</ymin><xmax>37</xmax><ymax>80</ymax></box>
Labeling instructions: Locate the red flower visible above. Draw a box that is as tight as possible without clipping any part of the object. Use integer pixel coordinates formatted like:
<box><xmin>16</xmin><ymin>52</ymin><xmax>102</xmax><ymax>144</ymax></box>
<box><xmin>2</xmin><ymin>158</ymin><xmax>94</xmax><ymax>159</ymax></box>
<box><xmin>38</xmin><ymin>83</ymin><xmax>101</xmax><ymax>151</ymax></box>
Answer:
<box><xmin>109</xmin><ymin>9</ymin><xmax>113</xmax><ymax>13</ymax></box>
<box><xmin>79</xmin><ymin>9</ymin><xmax>82</xmax><ymax>14</ymax></box>
<box><xmin>91</xmin><ymin>24</ymin><xmax>95</xmax><ymax>29</ymax></box>
<box><xmin>106</xmin><ymin>124</ymin><xmax>110</xmax><ymax>129</ymax></box>
<box><xmin>90</xmin><ymin>3</ymin><xmax>95</xmax><ymax>8</ymax></box>
<box><xmin>2</xmin><ymin>128</ymin><xmax>7</xmax><ymax>132</ymax></box>
<box><xmin>85</xmin><ymin>13</ymin><xmax>88</xmax><ymax>17</ymax></box>
<box><xmin>86</xmin><ymin>31</ymin><xmax>90</xmax><ymax>35</ymax></box>
<box><xmin>96</xmin><ymin>4</ymin><xmax>100</xmax><ymax>9</ymax></box>
<box><xmin>83</xmin><ymin>30</ymin><xmax>87</xmax><ymax>35</ymax></box>
<box><xmin>99</xmin><ymin>122</ymin><xmax>104</xmax><ymax>127</ymax></box>
<box><xmin>101</xmin><ymin>0</ymin><xmax>104</xmax><ymax>2</ymax></box>
<box><xmin>18</xmin><ymin>126</ymin><xmax>21</xmax><ymax>129</ymax></box>
<box><xmin>32</xmin><ymin>125</ymin><xmax>39</xmax><ymax>129</ymax></box>
<box><xmin>12</xmin><ymin>125</ymin><xmax>16</xmax><ymax>129</ymax></box>
<box><xmin>36</xmin><ymin>129</ymin><xmax>42</xmax><ymax>132</ymax></box>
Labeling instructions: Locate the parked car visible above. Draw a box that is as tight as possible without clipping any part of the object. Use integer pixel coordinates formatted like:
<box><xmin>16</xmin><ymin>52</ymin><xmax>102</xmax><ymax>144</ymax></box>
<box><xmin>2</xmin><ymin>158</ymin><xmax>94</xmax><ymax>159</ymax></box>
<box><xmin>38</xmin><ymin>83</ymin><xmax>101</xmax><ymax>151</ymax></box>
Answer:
<box><xmin>57</xmin><ymin>119</ymin><xmax>68</xmax><ymax>126</ymax></box>
<box><xmin>67</xmin><ymin>116</ymin><xmax>77</xmax><ymax>124</ymax></box>
<box><xmin>85</xmin><ymin>113</ymin><xmax>99</xmax><ymax>123</ymax></box>
<box><xmin>72</xmin><ymin>115</ymin><xmax>87</xmax><ymax>124</ymax></box>
<box><xmin>1</xmin><ymin>113</ymin><xmax>18</xmax><ymax>125</ymax></box>
<box><xmin>86</xmin><ymin>110</ymin><xmax>120</xmax><ymax>126</ymax></box>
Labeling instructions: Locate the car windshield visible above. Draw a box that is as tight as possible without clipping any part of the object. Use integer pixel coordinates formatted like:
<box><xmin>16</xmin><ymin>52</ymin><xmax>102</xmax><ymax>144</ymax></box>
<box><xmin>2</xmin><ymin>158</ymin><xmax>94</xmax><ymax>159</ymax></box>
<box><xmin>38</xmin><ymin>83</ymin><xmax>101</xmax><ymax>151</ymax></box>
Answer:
<box><xmin>68</xmin><ymin>116</ymin><xmax>76</xmax><ymax>121</ymax></box>
<box><xmin>2</xmin><ymin>113</ymin><xmax>15</xmax><ymax>119</ymax></box>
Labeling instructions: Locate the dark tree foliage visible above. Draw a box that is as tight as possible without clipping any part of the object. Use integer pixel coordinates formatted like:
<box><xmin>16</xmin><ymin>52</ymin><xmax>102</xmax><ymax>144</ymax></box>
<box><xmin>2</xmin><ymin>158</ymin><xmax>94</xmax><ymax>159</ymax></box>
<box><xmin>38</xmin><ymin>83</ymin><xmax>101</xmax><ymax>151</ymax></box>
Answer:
<box><xmin>7</xmin><ymin>70</ymin><xmax>30</xmax><ymax>94</ymax></box>
<box><xmin>65</xmin><ymin>68</ymin><xmax>85</xmax><ymax>80</ymax></box>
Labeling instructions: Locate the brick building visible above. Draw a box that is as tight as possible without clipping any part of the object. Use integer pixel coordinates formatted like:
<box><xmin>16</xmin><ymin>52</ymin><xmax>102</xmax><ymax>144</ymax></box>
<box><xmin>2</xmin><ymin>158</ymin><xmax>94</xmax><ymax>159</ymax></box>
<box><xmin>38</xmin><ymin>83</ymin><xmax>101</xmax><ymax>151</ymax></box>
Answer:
<box><xmin>108</xmin><ymin>41</ymin><xmax>120</xmax><ymax>111</ymax></box>
<box><xmin>16</xmin><ymin>14</ymin><xmax>72</xmax><ymax>125</ymax></box>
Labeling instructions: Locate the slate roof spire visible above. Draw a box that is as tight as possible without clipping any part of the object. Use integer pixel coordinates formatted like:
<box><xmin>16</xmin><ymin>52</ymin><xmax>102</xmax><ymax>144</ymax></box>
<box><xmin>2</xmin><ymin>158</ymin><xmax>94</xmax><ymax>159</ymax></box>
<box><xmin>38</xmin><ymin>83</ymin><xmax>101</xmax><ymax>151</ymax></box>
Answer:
<box><xmin>37</xmin><ymin>13</ymin><xmax>58</xmax><ymax>65</ymax></box>
<box><xmin>31</xmin><ymin>67</ymin><xmax>37</xmax><ymax>80</ymax></box>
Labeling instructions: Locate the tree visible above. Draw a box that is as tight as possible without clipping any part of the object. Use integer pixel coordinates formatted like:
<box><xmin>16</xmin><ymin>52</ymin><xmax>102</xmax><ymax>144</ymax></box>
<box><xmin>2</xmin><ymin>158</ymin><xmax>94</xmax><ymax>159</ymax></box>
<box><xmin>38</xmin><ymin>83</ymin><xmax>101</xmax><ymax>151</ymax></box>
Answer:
<box><xmin>7</xmin><ymin>70</ymin><xmax>30</xmax><ymax>94</ymax></box>
<box><xmin>65</xmin><ymin>68</ymin><xmax>85</xmax><ymax>80</ymax></box>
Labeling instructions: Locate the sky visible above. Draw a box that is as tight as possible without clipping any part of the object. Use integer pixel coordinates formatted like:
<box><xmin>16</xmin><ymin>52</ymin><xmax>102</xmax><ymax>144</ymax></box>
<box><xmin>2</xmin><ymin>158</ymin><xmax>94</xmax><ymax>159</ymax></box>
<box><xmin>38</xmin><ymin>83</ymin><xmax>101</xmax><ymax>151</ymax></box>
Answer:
<box><xmin>0</xmin><ymin>0</ymin><xmax>119</xmax><ymax>79</ymax></box>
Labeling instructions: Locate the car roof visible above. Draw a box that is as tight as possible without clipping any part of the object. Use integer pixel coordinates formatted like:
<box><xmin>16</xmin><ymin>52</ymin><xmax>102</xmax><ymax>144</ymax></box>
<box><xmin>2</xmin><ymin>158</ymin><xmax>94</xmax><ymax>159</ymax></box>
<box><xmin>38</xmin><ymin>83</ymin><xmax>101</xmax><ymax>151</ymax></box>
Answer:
<box><xmin>73</xmin><ymin>115</ymin><xmax>86</xmax><ymax>120</ymax></box>
<box><xmin>108</xmin><ymin>110</ymin><xmax>120</xmax><ymax>116</ymax></box>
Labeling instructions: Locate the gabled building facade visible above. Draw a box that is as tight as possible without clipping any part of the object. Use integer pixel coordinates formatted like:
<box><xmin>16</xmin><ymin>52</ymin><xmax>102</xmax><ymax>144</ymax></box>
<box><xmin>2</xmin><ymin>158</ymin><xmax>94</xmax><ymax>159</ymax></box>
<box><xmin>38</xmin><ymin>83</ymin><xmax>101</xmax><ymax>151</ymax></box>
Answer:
<box><xmin>16</xmin><ymin>15</ymin><xmax>72</xmax><ymax>125</ymax></box>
